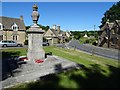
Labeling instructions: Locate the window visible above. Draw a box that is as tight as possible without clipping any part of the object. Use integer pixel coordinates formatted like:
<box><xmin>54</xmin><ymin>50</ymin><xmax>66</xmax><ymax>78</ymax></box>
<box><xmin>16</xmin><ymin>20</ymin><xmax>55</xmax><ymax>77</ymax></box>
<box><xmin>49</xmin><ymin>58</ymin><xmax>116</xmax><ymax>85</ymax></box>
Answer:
<box><xmin>12</xmin><ymin>41</ymin><xmax>15</xmax><ymax>43</ymax></box>
<box><xmin>0</xmin><ymin>35</ymin><xmax>3</xmax><ymax>40</ymax></box>
<box><xmin>13</xmin><ymin>36</ymin><xmax>15</xmax><ymax>40</ymax></box>
<box><xmin>13</xmin><ymin>35</ymin><xmax>18</xmax><ymax>40</ymax></box>
<box><xmin>16</xmin><ymin>36</ymin><xmax>17</xmax><ymax>40</ymax></box>
<box><xmin>9</xmin><ymin>41</ymin><xmax>15</xmax><ymax>43</ymax></box>
<box><xmin>12</xmin><ymin>23</ymin><xmax>18</xmax><ymax>31</ymax></box>
<box><xmin>0</xmin><ymin>23</ymin><xmax>3</xmax><ymax>30</ymax></box>
<box><xmin>2</xmin><ymin>40</ymin><xmax>7</xmax><ymax>43</ymax></box>
<box><xmin>8</xmin><ymin>41</ymin><xmax>12</xmax><ymax>43</ymax></box>
<box><xmin>0</xmin><ymin>25</ymin><xmax>1</xmax><ymax>30</ymax></box>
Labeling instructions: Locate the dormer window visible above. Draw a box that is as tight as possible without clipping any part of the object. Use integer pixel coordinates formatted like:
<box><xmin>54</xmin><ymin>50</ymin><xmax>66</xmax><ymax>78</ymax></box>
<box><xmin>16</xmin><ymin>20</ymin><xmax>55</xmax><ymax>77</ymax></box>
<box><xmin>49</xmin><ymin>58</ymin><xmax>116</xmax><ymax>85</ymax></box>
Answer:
<box><xmin>0</xmin><ymin>23</ymin><xmax>3</xmax><ymax>30</ymax></box>
<box><xmin>12</xmin><ymin>23</ymin><xmax>18</xmax><ymax>31</ymax></box>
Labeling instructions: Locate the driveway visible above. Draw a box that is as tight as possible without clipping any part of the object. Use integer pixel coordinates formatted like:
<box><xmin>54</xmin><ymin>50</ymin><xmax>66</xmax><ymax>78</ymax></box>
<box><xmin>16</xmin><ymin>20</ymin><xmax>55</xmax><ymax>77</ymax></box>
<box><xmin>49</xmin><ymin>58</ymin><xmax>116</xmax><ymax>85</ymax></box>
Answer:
<box><xmin>68</xmin><ymin>40</ymin><xmax>119</xmax><ymax>60</ymax></box>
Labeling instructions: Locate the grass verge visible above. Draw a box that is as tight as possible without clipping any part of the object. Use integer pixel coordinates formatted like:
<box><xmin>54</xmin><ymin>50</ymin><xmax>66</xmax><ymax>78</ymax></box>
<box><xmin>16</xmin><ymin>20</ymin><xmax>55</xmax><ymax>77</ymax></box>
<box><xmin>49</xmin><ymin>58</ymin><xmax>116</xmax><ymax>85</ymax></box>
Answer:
<box><xmin>3</xmin><ymin>46</ymin><xmax>119</xmax><ymax>89</ymax></box>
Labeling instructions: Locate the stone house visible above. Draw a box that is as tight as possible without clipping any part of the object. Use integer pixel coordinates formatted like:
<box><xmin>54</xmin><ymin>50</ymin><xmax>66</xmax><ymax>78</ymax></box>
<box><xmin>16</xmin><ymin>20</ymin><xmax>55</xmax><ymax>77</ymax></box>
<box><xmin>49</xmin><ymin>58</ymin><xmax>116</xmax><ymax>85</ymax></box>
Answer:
<box><xmin>44</xmin><ymin>25</ymin><xmax>71</xmax><ymax>45</ymax></box>
<box><xmin>83</xmin><ymin>34</ymin><xmax>88</xmax><ymax>38</ymax></box>
<box><xmin>0</xmin><ymin>16</ymin><xmax>26</xmax><ymax>44</ymax></box>
<box><xmin>65</xmin><ymin>31</ymin><xmax>72</xmax><ymax>38</ymax></box>
<box><xmin>98</xmin><ymin>20</ymin><xmax>120</xmax><ymax>49</ymax></box>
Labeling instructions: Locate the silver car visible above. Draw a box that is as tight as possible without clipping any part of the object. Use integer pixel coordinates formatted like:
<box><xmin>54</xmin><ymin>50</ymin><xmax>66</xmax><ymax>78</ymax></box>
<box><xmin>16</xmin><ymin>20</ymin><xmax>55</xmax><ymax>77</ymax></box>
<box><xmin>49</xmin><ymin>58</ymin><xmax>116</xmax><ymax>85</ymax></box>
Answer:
<box><xmin>42</xmin><ymin>42</ymin><xmax>49</xmax><ymax>46</ymax></box>
<box><xmin>0</xmin><ymin>40</ymin><xmax>23</xmax><ymax>47</ymax></box>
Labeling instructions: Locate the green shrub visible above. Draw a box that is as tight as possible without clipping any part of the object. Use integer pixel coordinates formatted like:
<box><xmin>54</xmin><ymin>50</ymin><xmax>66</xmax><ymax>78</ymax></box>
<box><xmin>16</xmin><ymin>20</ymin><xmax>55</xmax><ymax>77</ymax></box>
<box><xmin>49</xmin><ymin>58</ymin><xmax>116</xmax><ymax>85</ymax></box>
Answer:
<box><xmin>80</xmin><ymin>37</ymin><xmax>97</xmax><ymax>44</ymax></box>
<box><xmin>79</xmin><ymin>37</ymin><xmax>88</xmax><ymax>44</ymax></box>
<box><xmin>85</xmin><ymin>39</ymin><xmax>90</xmax><ymax>43</ymax></box>
<box><xmin>24</xmin><ymin>40</ymin><xmax>28</xmax><ymax>45</ymax></box>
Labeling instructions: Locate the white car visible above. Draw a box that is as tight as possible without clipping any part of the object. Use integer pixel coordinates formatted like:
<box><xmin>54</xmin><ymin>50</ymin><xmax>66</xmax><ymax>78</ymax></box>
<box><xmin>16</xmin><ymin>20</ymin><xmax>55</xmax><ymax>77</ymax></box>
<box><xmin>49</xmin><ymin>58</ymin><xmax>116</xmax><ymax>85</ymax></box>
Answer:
<box><xmin>42</xmin><ymin>42</ymin><xmax>49</xmax><ymax>46</ymax></box>
<box><xmin>0</xmin><ymin>40</ymin><xmax>23</xmax><ymax>47</ymax></box>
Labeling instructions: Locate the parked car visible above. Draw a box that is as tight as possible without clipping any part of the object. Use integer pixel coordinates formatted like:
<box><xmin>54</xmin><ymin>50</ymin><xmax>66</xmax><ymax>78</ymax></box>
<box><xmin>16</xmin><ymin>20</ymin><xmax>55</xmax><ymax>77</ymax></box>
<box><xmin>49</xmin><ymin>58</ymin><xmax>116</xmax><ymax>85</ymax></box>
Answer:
<box><xmin>0</xmin><ymin>40</ymin><xmax>23</xmax><ymax>47</ymax></box>
<box><xmin>42</xmin><ymin>42</ymin><xmax>49</xmax><ymax>46</ymax></box>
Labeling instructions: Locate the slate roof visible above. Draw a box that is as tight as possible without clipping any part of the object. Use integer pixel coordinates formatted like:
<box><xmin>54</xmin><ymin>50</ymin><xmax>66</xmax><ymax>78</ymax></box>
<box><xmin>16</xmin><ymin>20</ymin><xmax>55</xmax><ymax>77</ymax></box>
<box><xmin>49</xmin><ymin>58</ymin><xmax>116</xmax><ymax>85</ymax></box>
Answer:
<box><xmin>116</xmin><ymin>20</ymin><xmax>120</xmax><ymax>26</ymax></box>
<box><xmin>50</xmin><ymin>29</ymin><xmax>59</xmax><ymax>37</ymax></box>
<box><xmin>100</xmin><ymin>22</ymin><xmax>114</xmax><ymax>31</ymax></box>
<box><xmin>0</xmin><ymin>16</ymin><xmax>26</xmax><ymax>30</ymax></box>
<box><xmin>108</xmin><ymin>23</ymin><xmax>114</xmax><ymax>29</ymax></box>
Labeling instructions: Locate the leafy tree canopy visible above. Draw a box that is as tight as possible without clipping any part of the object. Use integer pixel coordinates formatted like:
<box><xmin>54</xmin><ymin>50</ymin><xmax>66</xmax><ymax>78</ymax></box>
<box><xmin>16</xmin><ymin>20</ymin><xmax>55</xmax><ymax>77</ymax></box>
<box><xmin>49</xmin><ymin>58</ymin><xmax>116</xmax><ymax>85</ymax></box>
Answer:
<box><xmin>100</xmin><ymin>1</ymin><xmax>120</xmax><ymax>28</ymax></box>
<box><xmin>70</xmin><ymin>31</ymin><xmax>98</xmax><ymax>40</ymax></box>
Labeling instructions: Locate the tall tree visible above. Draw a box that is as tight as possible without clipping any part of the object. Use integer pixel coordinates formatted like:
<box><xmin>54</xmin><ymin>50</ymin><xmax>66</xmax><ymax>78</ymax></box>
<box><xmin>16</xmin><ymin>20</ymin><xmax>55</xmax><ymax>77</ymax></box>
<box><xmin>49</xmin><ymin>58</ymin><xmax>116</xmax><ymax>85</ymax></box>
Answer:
<box><xmin>100</xmin><ymin>1</ymin><xmax>120</xmax><ymax>28</ymax></box>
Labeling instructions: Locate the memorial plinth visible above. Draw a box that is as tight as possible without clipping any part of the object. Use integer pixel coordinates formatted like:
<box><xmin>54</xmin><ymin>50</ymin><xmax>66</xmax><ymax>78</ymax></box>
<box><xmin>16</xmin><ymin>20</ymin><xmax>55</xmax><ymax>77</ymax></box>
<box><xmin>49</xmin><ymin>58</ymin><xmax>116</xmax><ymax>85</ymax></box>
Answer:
<box><xmin>27</xmin><ymin>27</ymin><xmax>45</xmax><ymax>62</ymax></box>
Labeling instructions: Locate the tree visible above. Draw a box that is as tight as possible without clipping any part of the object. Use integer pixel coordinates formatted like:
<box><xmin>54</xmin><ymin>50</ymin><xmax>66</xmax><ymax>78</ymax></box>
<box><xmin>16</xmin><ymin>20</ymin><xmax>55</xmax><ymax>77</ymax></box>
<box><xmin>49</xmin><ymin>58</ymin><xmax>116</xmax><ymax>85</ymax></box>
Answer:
<box><xmin>100</xmin><ymin>1</ymin><xmax>120</xmax><ymax>28</ymax></box>
<box><xmin>25</xmin><ymin>26</ymin><xmax>30</xmax><ymax>30</ymax></box>
<box><xmin>38</xmin><ymin>24</ymin><xmax>50</xmax><ymax>31</ymax></box>
<box><xmin>26</xmin><ymin>25</ymin><xmax>50</xmax><ymax>31</ymax></box>
<box><xmin>70</xmin><ymin>31</ymin><xmax>83</xmax><ymax>39</ymax></box>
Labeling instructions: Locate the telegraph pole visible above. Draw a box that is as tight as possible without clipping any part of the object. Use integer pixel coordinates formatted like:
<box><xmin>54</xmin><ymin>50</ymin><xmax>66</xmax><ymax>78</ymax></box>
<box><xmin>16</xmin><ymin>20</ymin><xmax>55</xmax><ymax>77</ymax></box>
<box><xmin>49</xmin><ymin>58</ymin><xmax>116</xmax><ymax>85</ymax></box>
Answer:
<box><xmin>91</xmin><ymin>25</ymin><xmax>96</xmax><ymax>56</ymax></box>
<box><xmin>94</xmin><ymin>25</ymin><xmax>96</xmax><ymax>38</ymax></box>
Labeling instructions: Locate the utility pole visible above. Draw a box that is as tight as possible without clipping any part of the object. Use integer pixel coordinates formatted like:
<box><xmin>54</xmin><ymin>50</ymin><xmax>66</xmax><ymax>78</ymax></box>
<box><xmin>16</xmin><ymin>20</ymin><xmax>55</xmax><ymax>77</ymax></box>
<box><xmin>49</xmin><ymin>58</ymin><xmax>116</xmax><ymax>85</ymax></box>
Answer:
<box><xmin>91</xmin><ymin>25</ymin><xmax>96</xmax><ymax>56</ymax></box>
<box><xmin>94</xmin><ymin>25</ymin><xmax>96</xmax><ymax>38</ymax></box>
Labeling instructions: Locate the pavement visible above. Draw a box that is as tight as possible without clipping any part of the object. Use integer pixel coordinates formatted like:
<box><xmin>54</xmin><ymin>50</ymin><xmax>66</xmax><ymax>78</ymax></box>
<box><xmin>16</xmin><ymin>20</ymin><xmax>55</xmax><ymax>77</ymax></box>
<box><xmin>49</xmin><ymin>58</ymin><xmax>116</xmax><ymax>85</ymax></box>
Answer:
<box><xmin>1</xmin><ymin>55</ymin><xmax>80</xmax><ymax>88</ymax></box>
<box><xmin>0</xmin><ymin>45</ymin><xmax>28</xmax><ymax>50</ymax></box>
<box><xmin>67</xmin><ymin>40</ymin><xmax>120</xmax><ymax>60</ymax></box>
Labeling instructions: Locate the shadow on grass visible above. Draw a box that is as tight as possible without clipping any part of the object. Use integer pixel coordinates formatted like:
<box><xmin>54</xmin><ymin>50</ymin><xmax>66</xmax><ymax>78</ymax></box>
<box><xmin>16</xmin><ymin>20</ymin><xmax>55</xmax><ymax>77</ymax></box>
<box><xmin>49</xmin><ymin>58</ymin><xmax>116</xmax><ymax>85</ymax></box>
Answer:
<box><xmin>26</xmin><ymin>74</ymin><xmax>62</xmax><ymax>89</ymax></box>
<box><xmin>10</xmin><ymin>63</ymin><xmax>120</xmax><ymax>89</ymax></box>
<box><xmin>2</xmin><ymin>51</ymin><xmax>21</xmax><ymax>81</ymax></box>
<box><xmin>69</xmin><ymin>64</ymin><xmax>120</xmax><ymax>89</ymax></box>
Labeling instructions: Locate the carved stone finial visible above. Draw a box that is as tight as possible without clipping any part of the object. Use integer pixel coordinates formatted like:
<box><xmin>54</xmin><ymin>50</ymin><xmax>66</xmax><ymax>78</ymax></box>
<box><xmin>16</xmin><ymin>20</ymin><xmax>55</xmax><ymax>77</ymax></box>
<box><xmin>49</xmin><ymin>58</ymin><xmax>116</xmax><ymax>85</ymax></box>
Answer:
<box><xmin>33</xmin><ymin>4</ymin><xmax>38</xmax><ymax>11</ymax></box>
<box><xmin>31</xmin><ymin>4</ymin><xmax>39</xmax><ymax>26</ymax></box>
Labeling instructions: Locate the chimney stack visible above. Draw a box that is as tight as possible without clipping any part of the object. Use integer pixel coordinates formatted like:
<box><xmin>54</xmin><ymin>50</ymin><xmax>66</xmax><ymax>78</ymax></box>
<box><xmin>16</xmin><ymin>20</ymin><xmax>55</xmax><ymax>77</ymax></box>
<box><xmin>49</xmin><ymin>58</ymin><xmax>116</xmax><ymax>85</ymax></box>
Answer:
<box><xmin>52</xmin><ymin>25</ymin><xmax>56</xmax><ymax>30</ymax></box>
<box><xmin>20</xmin><ymin>16</ymin><xmax>23</xmax><ymax>20</ymax></box>
<box><xmin>57</xmin><ymin>25</ymin><xmax>60</xmax><ymax>34</ymax></box>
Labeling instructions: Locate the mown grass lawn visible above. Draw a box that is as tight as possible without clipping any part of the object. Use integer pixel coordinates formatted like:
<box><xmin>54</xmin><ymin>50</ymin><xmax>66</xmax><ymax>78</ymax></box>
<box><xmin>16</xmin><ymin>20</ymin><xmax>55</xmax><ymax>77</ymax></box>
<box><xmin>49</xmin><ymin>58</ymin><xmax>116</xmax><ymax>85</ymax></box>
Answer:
<box><xmin>44</xmin><ymin>46</ymin><xmax>118</xmax><ymax>67</ymax></box>
<box><xmin>44</xmin><ymin>46</ymin><xmax>119</xmax><ymax>75</ymax></box>
<box><xmin>3</xmin><ymin>46</ymin><xmax>119</xmax><ymax>89</ymax></box>
<box><xmin>2</xmin><ymin>48</ymin><xmax>27</xmax><ymax>58</ymax></box>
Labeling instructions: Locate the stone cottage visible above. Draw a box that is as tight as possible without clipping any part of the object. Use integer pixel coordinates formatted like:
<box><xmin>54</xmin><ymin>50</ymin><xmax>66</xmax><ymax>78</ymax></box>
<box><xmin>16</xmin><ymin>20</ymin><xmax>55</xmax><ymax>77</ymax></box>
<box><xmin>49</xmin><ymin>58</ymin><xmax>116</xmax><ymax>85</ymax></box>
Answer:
<box><xmin>0</xmin><ymin>16</ymin><xmax>26</xmax><ymax>44</ymax></box>
<box><xmin>44</xmin><ymin>25</ymin><xmax>71</xmax><ymax>45</ymax></box>
<box><xmin>98</xmin><ymin>20</ymin><xmax>120</xmax><ymax>49</ymax></box>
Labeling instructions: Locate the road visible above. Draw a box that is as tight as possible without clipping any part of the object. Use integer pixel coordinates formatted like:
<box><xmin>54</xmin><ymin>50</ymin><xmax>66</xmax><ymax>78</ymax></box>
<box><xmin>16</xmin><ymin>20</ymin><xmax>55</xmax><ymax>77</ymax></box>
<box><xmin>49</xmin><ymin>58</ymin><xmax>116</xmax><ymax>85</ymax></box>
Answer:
<box><xmin>1</xmin><ymin>42</ymin><xmax>119</xmax><ymax>60</ymax></box>
<box><xmin>67</xmin><ymin>40</ymin><xmax>119</xmax><ymax>60</ymax></box>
